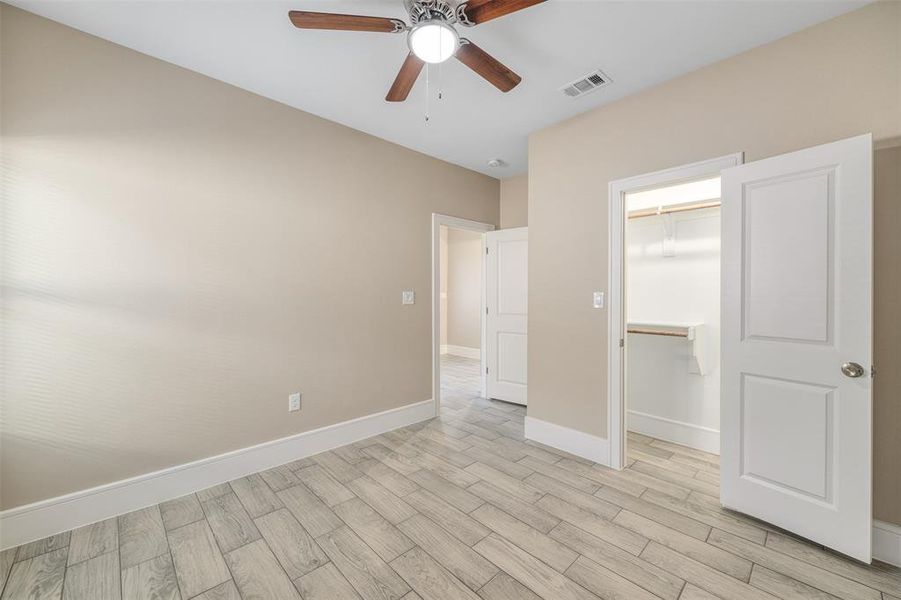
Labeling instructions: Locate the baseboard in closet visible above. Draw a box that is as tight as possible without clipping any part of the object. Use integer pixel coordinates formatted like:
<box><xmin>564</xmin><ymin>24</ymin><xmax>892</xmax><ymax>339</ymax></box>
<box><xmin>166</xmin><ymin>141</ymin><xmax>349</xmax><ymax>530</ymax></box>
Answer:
<box><xmin>627</xmin><ymin>410</ymin><xmax>720</xmax><ymax>455</ymax></box>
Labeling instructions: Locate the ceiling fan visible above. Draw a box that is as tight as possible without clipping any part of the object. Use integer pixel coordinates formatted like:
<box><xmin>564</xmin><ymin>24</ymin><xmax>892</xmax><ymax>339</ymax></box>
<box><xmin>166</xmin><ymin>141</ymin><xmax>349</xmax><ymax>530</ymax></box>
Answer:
<box><xmin>288</xmin><ymin>0</ymin><xmax>547</xmax><ymax>102</ymax></box>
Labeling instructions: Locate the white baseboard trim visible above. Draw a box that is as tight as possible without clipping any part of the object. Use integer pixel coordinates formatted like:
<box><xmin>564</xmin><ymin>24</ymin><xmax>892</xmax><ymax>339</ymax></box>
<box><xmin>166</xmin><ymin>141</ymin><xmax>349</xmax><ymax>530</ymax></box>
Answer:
<box><xmin>524</xmin><ymin>416</ymin><xmax>610</xmax><ymax>466</ymax></box>
<box><xmin>444</xmin><ymin>345</ymin><xmax>480</xmax><ymax>360</ymax></box>
<box><xmin>0</xmin><ymin>399</ymin><xmax>435</xmax><ymax>551</ymax></box>
<box><xmin>874</xmin><ymin>519</ymin><xmax>901</xmax><ymax>567</ymax></box>
<box><xmin>627</xmin><ymin>410</ymin><xmax>720</xmax><ymax>455</ymax></box>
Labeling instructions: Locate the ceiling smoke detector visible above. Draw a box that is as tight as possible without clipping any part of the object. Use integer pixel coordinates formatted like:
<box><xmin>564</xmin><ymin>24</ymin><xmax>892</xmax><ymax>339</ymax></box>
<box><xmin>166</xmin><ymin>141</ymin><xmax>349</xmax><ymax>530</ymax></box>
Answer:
<box><xmin>487</xmin><ymin>158</ymin><xmax>506</xmax><ymax>168</ymax></box>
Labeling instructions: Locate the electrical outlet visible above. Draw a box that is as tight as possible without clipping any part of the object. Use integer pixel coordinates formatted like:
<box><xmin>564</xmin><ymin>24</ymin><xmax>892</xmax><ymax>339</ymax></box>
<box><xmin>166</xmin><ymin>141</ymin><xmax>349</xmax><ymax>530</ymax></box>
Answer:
<box><xmin>288</xmin><ymin>392</ymin><xmax>301</xmax><ymax>412</ymax></box>
<box><xmin>402</xmin><ymin>290</ymin><xmax>415</xmax><ymax>305</ymax></box>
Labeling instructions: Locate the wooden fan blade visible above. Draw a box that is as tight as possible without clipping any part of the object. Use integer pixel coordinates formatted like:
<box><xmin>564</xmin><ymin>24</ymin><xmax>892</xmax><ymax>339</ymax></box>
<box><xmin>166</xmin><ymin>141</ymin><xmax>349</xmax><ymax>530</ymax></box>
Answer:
<box><xmin>456</xmin><ymin>0</ymin><xmax>546</xmax><ymax>26</ymax></box>
<box><xmin>455</xmin><ymin>39</ymin><xmax>521</xmax><ymax>92</ymax></box>
<box><xmin>386</xmin><ymin>53</ymin><xmax>425</xmax><ymax>102</ymax></box>
<box><xmin>288</xmin><ymin>11</ymin><xmax>405</xmax><ymax>33</ymax></box>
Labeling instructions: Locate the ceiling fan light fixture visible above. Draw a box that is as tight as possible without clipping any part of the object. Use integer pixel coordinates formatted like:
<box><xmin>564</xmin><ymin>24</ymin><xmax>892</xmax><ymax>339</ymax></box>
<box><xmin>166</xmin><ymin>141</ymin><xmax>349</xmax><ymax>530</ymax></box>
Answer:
<box><xmin>408</xmin><ymin>20</ymin><xmax>458</xmax><ymax>64</ymax></box>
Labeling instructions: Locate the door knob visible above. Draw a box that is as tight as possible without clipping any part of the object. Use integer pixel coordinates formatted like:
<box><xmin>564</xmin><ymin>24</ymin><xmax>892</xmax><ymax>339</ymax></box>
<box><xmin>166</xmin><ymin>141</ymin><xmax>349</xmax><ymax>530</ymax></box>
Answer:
<box><xmin>841</xmin><ymin>362</ymin><xmax>866</xmax><ymax>378</ymax></box>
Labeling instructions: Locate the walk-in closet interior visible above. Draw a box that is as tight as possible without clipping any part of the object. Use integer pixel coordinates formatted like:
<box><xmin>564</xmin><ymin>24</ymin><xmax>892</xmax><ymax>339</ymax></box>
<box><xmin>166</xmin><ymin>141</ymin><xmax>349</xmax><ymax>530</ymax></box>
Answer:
<box><xmin>625</xmin><ymin>178</ymin><xmax>722</xmax><ymax>455</ymax></box>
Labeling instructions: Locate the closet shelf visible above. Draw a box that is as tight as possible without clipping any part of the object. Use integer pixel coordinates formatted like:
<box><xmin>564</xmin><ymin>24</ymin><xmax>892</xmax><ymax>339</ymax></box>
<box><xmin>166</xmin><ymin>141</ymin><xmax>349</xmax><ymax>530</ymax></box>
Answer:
<box><xmin>627</xmin><ymin>322</ymin><xmax>707</xmax><ymax>375</ymax></box>
<box><xmin>628</xmin><ymin>199</ymin><xmax>721</xmax><ymax>220</ymax></box>
<box><xmin>627</xmin><ymin>326</ymin><xmax>689</xmax><ymax>338</ymax></box>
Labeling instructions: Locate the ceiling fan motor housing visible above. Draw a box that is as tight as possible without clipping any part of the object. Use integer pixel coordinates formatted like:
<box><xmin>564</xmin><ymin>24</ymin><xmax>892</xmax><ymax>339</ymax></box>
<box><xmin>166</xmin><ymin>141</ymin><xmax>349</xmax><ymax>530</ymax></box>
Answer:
<box><xmin>408</xmin><ymin>0</ymin><xmax>456</xmax><ymax>25</ymax></box>
<box><xmin>407</xmin><ymin>1</ymin><xmax>461</xmax><ymax>64</ymax></box>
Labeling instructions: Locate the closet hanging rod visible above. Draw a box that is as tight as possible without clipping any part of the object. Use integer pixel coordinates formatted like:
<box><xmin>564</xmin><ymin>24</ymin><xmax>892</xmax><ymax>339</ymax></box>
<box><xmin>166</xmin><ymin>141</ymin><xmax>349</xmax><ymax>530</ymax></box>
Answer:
<box><xmin>627</xmin><ymin>327</ymin><xmax>690</xmax><ymax>338</ymax></box>
<box><xmin>628</xmin><ymin>199</ymin><xmax>721</xmax><ymax>220</ymax></box>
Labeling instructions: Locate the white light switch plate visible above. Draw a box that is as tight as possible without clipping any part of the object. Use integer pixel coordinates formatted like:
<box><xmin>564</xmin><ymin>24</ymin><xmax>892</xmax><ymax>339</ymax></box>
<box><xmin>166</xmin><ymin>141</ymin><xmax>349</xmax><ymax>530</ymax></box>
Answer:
<box><xmin>402</xmin><ymin>290</ymin><xmax>415</xmax><ymax>305</ymax></box>
<box><xmin>288</xmin><ymin>393</ymin><xmax>301</xmax><ymax>412</ymax></box>
<box><xmin>593</xmin><ymin>291</ymin><xmax>605</xmax><ymax>309</ymax></box>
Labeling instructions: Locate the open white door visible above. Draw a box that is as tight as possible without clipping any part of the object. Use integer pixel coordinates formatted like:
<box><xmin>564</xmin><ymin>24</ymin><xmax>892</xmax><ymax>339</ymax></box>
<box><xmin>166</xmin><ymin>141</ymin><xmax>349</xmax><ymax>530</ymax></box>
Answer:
<box><xmin>486</xmin><ymin>227</ymin><xmax>528</xmax><ymax>405</ymax></box>
<box><xmin>721</xmin><ymin>134</ymin><xmax>873</xmax><ymax>562</ymax></box>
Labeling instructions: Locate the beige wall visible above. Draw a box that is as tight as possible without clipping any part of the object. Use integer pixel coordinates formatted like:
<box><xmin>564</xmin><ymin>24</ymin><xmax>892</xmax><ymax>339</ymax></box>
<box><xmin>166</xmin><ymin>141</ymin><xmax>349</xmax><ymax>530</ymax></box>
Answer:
<box><xmin>440</xmin><ymin>225</ymin><xmax>449</xmax><ymax>347</ymax></box>
<box><xmin>529</xmin><ymin>1</ymin><xmax>901</xmax><ymax>524</ymax></box>
<box><xmin>500</xmin><ymin>175</ymin><xmax>528</xmax><ymax>228</ymax></box>
<box><xmin>0</xmin><ymin>5</ymin><xmax>499</xmax><ymax>510</ymax></box>
<box><xmin>874</xmin><ymin>143</ymin><xmax>901</xmax><ymax>526</ymax></box>
<box><xmin>446</xmin><ymin>229</ymin><xmax>483</xmax><ymax>350</ymax></box>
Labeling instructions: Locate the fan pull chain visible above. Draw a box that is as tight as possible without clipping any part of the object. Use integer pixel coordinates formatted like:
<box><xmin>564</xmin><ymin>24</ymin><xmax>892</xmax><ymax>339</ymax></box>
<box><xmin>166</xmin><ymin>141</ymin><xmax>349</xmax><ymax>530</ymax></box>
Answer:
<box><xmin>438</xmin><ymin>61</ymin><xmax>443</xmax><ymax>101</ymax></box>
<box><xmin>424</xmin><ymin>63</ymin><xmax>430</xmax><ymax>123</ymax></box>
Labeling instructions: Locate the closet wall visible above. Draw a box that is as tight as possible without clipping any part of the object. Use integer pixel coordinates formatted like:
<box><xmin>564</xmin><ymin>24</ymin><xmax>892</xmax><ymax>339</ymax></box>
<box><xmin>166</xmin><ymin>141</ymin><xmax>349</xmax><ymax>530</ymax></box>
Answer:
<box><xmin>626</xmin><ymin>207</ymin><xmax>721</xmax><ymax>452</ymax></box>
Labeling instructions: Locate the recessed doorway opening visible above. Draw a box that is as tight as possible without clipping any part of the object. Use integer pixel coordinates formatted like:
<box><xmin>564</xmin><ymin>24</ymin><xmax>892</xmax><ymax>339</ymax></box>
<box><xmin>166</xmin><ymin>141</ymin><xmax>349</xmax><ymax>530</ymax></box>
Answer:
<box><xmin>439</xmin><ymin>225</ymin><xmax>485</xmax><ymax>407</ymax></box>
<box><xmin>430</xmin><ymin>214</ymin><xmax>493</xmax><ymax>415</ymax></box>
<box><xmin>608</xmin><ymin>153</ymin><xmax>743</xmax><ymax>470</ymax></box>
<box><xmin>624</xmin><ymin>175</ymin><xmax>723</xmax><ymax>458</ymax></box>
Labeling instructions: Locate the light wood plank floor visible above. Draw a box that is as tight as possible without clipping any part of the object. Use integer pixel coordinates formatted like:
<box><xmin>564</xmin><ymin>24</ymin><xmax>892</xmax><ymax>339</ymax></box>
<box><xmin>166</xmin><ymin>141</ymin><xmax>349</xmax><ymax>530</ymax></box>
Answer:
<box><xmin>2</xmin><ymin>355</ymin><xmax>899</xmax><ymax>599</ymax></box>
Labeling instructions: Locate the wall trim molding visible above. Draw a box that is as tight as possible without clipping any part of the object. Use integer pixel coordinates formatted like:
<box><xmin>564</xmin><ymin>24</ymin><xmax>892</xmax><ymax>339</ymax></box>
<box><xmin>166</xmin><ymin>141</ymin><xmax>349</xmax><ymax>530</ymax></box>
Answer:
<box><xmin>627</xmin><ymin>410</ymin><xmax>720</xmax><ymax>455</ymax></box>
<box><xmin>874</xmin><ymin>519</ymin><xmax>901</xmax><ymax>567</ymax></box>
<box><xmin>524</xmin><ymin>416</ymin><xmax>610</xmax><ymax>466</ymax></box>
<box><xmin>0</xmin><ymin>399</ymin><xmax>435</xmax><ymax>551</ymax></box>
<box><xmin>444</xmin><ymin>345</ymin><xmax>481</xmax><ymax>360</ymax></box>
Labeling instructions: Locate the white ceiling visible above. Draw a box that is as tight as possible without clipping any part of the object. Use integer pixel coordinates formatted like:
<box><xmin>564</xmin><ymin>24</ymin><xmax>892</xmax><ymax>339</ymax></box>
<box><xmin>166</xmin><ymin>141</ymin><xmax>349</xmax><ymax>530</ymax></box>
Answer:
<box><xmin>9</xmin><ymin>0</ymin><xmax>865</xmax><ymax>177</ymax></box>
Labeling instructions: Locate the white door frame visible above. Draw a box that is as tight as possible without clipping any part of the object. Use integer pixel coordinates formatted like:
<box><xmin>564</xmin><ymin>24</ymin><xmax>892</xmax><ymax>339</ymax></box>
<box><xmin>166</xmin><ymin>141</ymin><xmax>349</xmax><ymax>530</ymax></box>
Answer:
<box><xmin>606</xmin><ymin>153</ymin><xmax>743</xmax><ymax>470</ymax></box>
<box><xmin>432</xmin><ymin>213</ymin><xmax>495</xmax><ymax>416</ymax></box>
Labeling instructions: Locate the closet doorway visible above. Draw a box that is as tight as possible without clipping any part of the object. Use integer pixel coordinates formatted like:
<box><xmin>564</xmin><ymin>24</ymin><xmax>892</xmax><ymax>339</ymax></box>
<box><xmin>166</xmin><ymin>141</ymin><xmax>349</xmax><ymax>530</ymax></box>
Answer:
<box><xmin>607</xmin><ymin>153</ymin><xmax>743</xmax><ymax>470</ymax></box>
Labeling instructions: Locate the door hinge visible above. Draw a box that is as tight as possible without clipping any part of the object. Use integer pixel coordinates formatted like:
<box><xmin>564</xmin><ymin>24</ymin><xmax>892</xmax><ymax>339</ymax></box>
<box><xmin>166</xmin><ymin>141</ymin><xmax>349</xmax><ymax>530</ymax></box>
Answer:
<box><xmin>486</xmin><ymin>306</ymin><xmax>489</xmax><ymax>315</ymax></box>
<box><xmin>485</xmin><ymin>246</ymin><xmax>489</xmax><ymax>254</ymax></box>
<box><xmin>619</xmin><ymin>338</ymin><xmax>625</xmax><ymax>348</ymax></box>
<box><xmin>871</xmin><ymin>365</ymin><xmax>877</xmax><ymax>378</ymax></box>
<box><xmin>485</xmin><ymin>366</ymin><xmax>489</xmax><ymax>375</ymax></box>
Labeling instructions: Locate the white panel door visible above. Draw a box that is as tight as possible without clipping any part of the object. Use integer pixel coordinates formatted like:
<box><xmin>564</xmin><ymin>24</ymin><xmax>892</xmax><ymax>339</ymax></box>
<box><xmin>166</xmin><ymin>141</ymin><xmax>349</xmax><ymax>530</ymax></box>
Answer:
<box><xmin>721</xmin><ymin>134</ymin><xmax>873</xmax><ymax>562</ymax></box>
<box><xmin>486</xmin><ymin>227</ymin><xmax>528</xmax><ymax>405</ymax></box>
